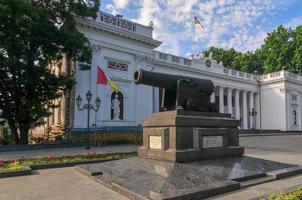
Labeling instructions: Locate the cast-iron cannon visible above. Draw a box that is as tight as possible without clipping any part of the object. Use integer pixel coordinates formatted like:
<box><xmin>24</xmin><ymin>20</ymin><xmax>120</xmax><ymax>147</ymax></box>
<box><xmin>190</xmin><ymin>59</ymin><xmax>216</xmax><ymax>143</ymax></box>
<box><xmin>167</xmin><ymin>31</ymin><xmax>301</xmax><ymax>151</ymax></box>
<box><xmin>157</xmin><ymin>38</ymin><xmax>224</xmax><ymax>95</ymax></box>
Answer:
<box><xmin>134</xmin><ymin>69</ymin><xmax>217</xmax><ymax>111</ymax></box>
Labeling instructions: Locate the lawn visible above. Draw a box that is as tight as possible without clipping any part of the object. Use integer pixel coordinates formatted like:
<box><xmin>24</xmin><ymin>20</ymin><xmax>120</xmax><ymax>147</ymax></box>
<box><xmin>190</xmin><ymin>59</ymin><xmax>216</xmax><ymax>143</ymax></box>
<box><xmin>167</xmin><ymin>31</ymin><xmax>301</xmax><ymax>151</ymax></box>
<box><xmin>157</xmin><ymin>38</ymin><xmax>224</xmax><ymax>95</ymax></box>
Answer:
<box><xmin>0</xmin><ymin>152</ymin><xmax>137</xmax><ymax>173</ymax></box>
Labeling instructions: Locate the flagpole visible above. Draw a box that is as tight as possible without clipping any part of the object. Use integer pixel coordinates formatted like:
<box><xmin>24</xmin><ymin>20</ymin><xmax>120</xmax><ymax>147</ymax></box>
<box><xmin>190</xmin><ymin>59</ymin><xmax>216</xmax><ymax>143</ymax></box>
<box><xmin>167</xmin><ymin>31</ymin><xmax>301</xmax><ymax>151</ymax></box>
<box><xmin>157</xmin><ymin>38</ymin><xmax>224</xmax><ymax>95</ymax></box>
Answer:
<box><xmin>193</xmin><ymin>9</ymin><xmax>196</xmax><ymax>56</ymax></box>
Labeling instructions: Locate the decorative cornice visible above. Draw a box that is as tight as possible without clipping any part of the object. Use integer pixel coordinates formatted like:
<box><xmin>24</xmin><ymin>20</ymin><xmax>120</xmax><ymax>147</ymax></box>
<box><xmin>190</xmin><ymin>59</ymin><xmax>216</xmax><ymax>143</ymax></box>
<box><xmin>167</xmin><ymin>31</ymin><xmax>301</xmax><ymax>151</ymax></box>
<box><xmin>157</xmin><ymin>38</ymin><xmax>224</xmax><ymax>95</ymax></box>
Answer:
<box><xmin>91</xmin><ymin>43</ymin><xmax>102</xmax><ymax>54</ymax></box>
<box><xmin>104</xmin><ymin>56</ymin><xmax>131</xmax><ymax>64</ymax></box>
<box><xmin>76</xmin><ymin>17</ymin><xmax>162</xmax><ymax>48</ymax></box>
<box><xmin>134</xmin><ymin>54</ymin><xmax>155</xmax><ymax>65</ymax></box>
<box><xmin>154</xmin><ymin>59</ymin><xmax>259</xmax><ymax>85</ymax></box>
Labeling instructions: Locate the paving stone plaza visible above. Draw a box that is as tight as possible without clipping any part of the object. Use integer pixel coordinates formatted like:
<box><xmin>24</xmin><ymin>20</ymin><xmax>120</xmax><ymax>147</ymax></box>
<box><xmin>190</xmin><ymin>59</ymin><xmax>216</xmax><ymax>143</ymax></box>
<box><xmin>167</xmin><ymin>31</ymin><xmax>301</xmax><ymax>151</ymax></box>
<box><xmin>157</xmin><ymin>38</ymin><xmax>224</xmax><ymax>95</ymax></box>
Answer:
<box><xmin>1</xmin><ymin>135</ymin><xmax>302</xmax><ymax>200</ymax></box>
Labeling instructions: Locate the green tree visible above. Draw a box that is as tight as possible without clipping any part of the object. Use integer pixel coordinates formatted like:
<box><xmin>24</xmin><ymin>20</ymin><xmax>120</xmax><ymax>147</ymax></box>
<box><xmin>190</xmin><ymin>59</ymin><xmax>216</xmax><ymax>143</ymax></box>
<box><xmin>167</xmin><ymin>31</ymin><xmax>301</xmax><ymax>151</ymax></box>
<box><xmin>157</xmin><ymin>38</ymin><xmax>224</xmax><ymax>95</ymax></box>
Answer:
<box><xmin>202</xmin><ymin>26</ymin><xmax>302</xmax><ymax>75</ymax></box>
<box><xmin>0</xmin><ymin>0</ymin><xmax>100</xmax><ymax>144</ymax></box>
<box><xmin>235</xmin><ymin>50</ymin><xmax>264</xmax><ymax>74</ymax></box>
<box><xmin>203</xmin><ymin>47</ymin><xmax>263</xmax><ymax>74</ymax></box>
<box><xmin>203</xmin><ymin>47</ymin><xmax>241</xmax><ymax>70</ymax></box>
<box><xmin>292</xmin><ymin>25</ymin><xmax>302</xmax><ymax>73</ymax></box>
<box><xmin>260</xmin><ymin>25</ymin><xmax>295</xmax><ymax>73</ymax></box>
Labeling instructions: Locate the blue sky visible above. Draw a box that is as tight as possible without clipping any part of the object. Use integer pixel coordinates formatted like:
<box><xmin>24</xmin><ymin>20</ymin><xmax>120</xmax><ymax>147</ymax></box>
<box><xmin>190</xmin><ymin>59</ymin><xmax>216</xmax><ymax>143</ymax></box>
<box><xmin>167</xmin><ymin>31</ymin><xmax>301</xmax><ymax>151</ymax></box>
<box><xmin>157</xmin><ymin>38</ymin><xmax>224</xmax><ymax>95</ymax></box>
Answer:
<box><xmin>100</xmin><ymin>0</ymin><xmax>302</xmax><ymax>57</ymax></box>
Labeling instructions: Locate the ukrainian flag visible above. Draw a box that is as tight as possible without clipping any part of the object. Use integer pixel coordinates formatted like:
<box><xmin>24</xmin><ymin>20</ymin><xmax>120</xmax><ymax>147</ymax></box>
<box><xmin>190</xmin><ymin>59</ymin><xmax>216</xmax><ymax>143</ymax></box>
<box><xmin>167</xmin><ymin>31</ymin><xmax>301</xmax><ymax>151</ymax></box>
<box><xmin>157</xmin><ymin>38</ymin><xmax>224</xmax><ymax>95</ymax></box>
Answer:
<box><xmin>194</xmin><ymin>16</ymin><xmax>204</xmax><ymax>28</ymax></box>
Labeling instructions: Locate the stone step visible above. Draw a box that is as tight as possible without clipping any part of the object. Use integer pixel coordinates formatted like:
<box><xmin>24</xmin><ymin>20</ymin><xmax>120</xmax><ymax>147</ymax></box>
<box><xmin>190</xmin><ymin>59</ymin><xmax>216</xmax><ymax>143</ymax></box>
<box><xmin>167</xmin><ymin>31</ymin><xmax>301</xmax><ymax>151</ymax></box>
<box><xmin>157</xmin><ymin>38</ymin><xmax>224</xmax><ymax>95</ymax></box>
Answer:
<box><xmin>266</xmin><ymin>165</ymin><xmax>302</xmax><ymax>179</ymax></box>
<box><xmin>75</xmin><ymin>165</ymin><xmax>103</xmax><ymax>176</ymax></box>
<box><xmin>240</xmin><ymin>175</ymin><xmax>275</xmax><ymax>188</ymax></box>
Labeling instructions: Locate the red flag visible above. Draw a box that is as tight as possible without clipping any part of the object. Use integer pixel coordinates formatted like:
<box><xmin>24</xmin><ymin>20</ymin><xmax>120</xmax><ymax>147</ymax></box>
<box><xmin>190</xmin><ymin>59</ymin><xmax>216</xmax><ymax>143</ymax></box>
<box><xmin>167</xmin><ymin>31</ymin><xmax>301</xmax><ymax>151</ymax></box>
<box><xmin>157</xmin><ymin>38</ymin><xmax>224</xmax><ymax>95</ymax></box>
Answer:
<box><xmin>97</xmin><ymin>66</ymin><xmax>108</xmax><ymax>84</ymax></box>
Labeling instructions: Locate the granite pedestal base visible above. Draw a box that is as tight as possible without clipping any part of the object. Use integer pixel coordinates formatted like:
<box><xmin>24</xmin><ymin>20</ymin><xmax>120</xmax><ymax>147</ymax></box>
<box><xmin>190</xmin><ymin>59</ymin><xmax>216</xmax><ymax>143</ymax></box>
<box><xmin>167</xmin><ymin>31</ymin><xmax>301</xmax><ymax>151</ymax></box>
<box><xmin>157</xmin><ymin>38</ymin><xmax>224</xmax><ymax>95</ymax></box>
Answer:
<box><xmin>76</xmin><ymin>156</ymin><xmax>295</xmax><ymax>200</ymax></box>
<box><xmin>138</xmin><ymin>110</ymin><xmax>244</xmax><ymax>162</ymax></box>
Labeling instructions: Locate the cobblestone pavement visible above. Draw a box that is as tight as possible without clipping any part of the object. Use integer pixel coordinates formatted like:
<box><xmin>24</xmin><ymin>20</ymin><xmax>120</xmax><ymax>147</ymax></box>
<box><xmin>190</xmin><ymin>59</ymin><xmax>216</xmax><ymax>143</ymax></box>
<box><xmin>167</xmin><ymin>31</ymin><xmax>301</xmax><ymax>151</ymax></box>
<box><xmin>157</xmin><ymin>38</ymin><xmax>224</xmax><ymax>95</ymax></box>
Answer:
<box><xmin>0</xmin><ymin>167</ymin><xmax>127</xmax><ymax>200</ymax></box>
<box><xmin>241</xmin><ymin>134</ymin><xmax>302</xmax><ymax>153</ymax></box>
<box><xmin>1</xmin><ymin>134</ymin><xmax>302</xmax><ymax>200</ymax></box>
<box><xmin>241</xmin><ymin>134</ymin><xmax>302</xmax><ymax>165</ymax></box>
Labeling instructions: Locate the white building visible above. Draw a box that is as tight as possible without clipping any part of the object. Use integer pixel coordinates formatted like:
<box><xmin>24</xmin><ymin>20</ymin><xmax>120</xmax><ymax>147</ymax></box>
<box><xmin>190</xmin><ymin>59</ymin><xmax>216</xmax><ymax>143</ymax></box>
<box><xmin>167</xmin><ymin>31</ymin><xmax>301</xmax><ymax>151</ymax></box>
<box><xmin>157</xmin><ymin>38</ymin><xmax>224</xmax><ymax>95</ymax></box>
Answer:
<box><xmin>40</xmin><ymin>11</ymin><xmax>302</xmax><ymax>136</ymax></box>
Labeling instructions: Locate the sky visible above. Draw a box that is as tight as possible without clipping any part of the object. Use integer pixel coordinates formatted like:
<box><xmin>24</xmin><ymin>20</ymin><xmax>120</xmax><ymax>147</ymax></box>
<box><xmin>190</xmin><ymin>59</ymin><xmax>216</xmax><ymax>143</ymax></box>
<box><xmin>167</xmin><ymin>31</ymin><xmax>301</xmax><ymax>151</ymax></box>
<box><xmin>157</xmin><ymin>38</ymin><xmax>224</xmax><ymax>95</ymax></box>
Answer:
<box><xmin>100</xmin><ymin>0</ymin><xmax>302</xmax><ymax>57</ymax></box>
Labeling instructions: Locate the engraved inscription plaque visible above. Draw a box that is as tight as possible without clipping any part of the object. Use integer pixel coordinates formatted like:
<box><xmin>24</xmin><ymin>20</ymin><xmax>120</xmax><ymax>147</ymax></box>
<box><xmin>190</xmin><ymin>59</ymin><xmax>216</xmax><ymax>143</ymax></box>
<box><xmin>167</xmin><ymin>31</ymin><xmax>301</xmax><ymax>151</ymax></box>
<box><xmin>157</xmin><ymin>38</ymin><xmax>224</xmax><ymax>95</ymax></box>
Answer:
<box><xmin>202</xmin><ymin>136</ymin><xmax>223</xmax><ymax>149</ymax></box>
<box><xmin>149</xmin><ymin>136</ymin><xmax>162</xmax><ymax>149</ymax></box>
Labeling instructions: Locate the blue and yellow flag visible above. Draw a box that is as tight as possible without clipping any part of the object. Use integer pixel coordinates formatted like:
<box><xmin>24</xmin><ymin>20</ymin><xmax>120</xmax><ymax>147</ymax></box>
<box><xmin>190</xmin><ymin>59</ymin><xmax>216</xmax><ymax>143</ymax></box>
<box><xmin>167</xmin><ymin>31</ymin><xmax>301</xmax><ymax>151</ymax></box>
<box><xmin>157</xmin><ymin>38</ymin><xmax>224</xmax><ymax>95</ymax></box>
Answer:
<box><xmin>194</xmin><ymin>16</ymin><xmax>204</xmax><ymax>28</ymax></box>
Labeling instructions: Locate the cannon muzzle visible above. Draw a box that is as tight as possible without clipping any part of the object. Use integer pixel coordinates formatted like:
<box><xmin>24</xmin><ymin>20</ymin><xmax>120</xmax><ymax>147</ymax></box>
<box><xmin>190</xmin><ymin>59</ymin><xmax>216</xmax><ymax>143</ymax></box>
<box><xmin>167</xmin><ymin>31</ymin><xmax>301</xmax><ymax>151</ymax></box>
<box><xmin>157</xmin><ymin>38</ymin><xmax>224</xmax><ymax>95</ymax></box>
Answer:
<box><xmin>134</xmin><ymin>69</ymin><xmax>179</xmax><ymax>92</ymax></box>
<box><xmin>134</xmin><ymin>69</ymin><xmax>214</xmax><ymax>94</ymax></box>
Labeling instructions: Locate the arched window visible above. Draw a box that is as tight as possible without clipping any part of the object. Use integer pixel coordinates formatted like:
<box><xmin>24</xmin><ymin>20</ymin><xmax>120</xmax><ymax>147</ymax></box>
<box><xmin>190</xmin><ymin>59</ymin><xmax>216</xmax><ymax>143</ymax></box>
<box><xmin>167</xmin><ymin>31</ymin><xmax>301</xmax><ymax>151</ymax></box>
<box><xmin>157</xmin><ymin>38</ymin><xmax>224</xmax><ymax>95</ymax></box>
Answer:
<box><xmin>111</xmin><ymin>92</ymin><xmax>123</xmax><ymax>120</ymax></box>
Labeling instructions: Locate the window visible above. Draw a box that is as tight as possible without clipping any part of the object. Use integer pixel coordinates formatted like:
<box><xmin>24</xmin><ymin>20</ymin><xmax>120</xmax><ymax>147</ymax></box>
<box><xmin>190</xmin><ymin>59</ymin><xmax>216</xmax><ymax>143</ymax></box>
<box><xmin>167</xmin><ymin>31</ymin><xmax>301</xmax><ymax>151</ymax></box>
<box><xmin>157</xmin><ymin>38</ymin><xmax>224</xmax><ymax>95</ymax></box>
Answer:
<box><xmin>292</xmin><ymin>95</ymin><xmax>297</xmax><ymax>101</ymax></box>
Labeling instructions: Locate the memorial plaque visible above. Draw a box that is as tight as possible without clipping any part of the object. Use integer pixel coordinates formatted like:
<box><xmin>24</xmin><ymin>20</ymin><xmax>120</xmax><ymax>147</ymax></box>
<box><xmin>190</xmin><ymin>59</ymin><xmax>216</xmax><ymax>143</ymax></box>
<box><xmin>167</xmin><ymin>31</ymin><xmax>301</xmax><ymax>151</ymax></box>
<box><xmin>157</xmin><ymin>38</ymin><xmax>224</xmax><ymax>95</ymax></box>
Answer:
<box><xmin>202</xmin><ymin>136</ymin><xmax>223</xmax><ymax>149</ymax></box>
<box><xmin>149</xmin><ymin>136</ymin><xmax>162</xmax><ymax>149</ymax></box>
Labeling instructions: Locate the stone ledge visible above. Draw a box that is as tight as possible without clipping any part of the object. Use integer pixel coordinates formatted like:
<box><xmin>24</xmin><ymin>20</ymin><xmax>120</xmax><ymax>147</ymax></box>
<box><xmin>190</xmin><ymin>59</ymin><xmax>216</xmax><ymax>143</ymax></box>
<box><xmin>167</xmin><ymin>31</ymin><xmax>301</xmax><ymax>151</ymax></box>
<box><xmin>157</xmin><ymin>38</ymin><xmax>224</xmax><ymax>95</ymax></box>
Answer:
<box><xmin>0</xmin><ymin>158</ymin><xmax>122</xmax><ymax>179</ymax></box>
<box><xmin>75</xmin><ymin>165</ymin><xmax>103</xmax><ymax>176</ymax></box>
<box><xmin>30</xmin><ymin>159</ymin><xmax>118</xmax><ymax>170</ymax></box>
<box><xmin>266</xmin><ymin>165</ymin><xmax>302</xmax><ymax>179</ymax></box>
<box><xmin>0</xmin><ymin>166</ymin><xmax>32</xmax><ymax>179</ymax></box>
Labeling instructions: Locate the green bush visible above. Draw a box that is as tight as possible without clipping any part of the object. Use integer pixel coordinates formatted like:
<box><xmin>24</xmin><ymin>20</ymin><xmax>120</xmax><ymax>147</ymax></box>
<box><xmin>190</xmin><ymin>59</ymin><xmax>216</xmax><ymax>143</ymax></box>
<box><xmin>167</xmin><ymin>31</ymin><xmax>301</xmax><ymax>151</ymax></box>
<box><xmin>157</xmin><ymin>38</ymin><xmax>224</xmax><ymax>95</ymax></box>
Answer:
<box><xmin>0</xmin><ymin>123</ymin><xmax>14</xmax><ymax>145</ymax></box>
<box><xmin>265</xmin><ymin>188</ymin><xmax>302</xmax><ymax>200</ymax></box>
<box><xmin>0</xmin><ymin>152</ymin><xmax>137</xmax><ymax>172</ymax></box>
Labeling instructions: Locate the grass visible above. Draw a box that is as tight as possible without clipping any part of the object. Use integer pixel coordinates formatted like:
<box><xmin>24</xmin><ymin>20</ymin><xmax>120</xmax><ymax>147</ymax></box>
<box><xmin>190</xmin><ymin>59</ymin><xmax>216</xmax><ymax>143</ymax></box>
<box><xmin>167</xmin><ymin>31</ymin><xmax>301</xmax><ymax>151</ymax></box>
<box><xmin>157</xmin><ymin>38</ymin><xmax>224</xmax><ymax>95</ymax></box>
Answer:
<box><xmin>263</xmin><ymin>188</ymin><xmax>302</xmax><ymax>200</ymax></box>
<box><xmin>0</xmin><ymin>152</ymin><xmax>137</xmax><ymax>173</ymax></box>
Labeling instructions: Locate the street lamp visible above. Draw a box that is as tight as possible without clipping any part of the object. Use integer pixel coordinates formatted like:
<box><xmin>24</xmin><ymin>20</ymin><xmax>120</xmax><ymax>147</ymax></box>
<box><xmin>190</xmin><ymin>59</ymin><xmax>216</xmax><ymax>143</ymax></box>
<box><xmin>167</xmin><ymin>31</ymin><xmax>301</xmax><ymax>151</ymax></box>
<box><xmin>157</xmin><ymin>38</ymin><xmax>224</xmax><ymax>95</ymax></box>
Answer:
<box><xmin>249</xmin><ymin>108</ymin><xmax>257</xmax><ymax>129</ymax></box>
<box><xmin>76</xmin><ymin>90</ymin><xmax>101</xmax><ymax>149</ymax></box>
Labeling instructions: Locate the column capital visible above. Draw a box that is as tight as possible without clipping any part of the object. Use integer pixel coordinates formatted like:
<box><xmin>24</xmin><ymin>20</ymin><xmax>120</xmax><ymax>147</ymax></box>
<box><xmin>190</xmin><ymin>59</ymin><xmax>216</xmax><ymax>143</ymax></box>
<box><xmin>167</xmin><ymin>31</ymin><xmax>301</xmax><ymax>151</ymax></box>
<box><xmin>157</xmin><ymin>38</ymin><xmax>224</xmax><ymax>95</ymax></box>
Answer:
<box><xmin>227</xmin><ymin>87</ymin><xmax>233</xmax><ymax>91</ymax></box>
<box><xmin>218</xmin><ymin>86</ymin><xmax>225</xmax><ymax>93</ymax></box>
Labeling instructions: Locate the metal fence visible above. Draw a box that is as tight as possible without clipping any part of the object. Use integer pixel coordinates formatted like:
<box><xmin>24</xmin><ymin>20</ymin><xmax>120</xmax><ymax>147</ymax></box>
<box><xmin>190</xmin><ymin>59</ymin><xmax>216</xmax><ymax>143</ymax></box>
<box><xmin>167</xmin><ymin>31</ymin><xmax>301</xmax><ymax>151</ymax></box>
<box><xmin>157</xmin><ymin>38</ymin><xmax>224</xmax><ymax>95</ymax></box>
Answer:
<box><xmin>68</xmin><ymin>126</ymin><xmax>143</xmax><ymax>146</ymax></box>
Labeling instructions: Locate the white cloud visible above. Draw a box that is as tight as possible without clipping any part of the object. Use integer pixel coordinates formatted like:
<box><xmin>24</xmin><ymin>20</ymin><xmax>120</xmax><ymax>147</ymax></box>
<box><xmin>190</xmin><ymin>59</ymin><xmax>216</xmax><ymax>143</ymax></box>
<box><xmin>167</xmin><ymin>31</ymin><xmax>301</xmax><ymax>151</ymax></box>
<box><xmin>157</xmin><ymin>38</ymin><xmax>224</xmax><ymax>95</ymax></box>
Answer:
<box><xmin>132</xmin><ymin>0</ymin><xmax>198</xmax><ymax>55</ymax></box>
<box><xmin>286</xmin><ymin>16</ymin><xmax>302</xmax><ymax>28</ymax></box>
<box><xmin>104</xmin><ymin>0</ymin><xmax>296</xmax><ymax>55</ymax></box>
<box><xmin>112</xmin><ymin>0</ymin><xmax>129</xmax><ymax>10</ymax></box>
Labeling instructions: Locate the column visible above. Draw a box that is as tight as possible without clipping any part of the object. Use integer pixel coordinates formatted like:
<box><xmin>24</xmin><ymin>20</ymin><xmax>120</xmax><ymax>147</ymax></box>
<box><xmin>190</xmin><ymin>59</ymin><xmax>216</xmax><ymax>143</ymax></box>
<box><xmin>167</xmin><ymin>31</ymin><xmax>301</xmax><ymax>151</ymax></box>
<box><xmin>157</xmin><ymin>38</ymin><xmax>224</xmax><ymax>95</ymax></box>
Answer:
<box><xmin>235</xmin><ymin>89</ymin><xmax>240</xmax><ymax>120</ymax></box>
<box><xmin>153</xmin><ymin>87</ymin><xmax>159</xmax><ymax>112</ymax></box>
<box><xmin>57</xmin><ymin>100</ymin><xmax>62</xmax><ymax>124</ymax></box>
<box><xmin>242</xmin><ymin>90</ymin><xmax>248</xmax><ymax>129</ymax></box>
<box><xmin>210</xmin><ymin>92</ymin><xmax>215</xmax><ymax>103</ymax></box>
<box><xmin>255</xmin><ymin>92</ymin><xmax>260</xmax><ymax>129</ymax></box>
<box><xmin>249</xmin><ymin>92</ymin><xmax>254</xmax><ymax>129</ymax></box>
<box><xmin>227</xmin><ymin>88</ymin><xmax>232</xmax><ymax>115</ymax></box>
<box><xmin>54</xmin><ymin>99</ymin><xmax>58</xmax><ymax>125</ymax></box>
<box><xmin>219</xmin><ymin>86</ymin><xmax>224</xmax><ymax>113</ymax></box>
<box><xmin>61</xmin><ymin>95</ymin><xmax>66</xmax><ymax>124</ymax></box>
<box><xmin>49</xmin><ymin>108</ymin><xmax>54</xmax><ymax>125</ymax></box>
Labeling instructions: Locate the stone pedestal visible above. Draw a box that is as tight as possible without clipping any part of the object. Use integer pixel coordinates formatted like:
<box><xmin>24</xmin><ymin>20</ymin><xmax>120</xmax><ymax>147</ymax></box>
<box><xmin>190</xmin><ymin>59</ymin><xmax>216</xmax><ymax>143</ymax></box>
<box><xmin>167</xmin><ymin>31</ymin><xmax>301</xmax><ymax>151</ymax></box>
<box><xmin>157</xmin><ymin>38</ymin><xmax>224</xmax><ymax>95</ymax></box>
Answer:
<box><xmin>138</xmin><ymin>110</ymin><xmax>244</xmax><ymax>162</ymax></box>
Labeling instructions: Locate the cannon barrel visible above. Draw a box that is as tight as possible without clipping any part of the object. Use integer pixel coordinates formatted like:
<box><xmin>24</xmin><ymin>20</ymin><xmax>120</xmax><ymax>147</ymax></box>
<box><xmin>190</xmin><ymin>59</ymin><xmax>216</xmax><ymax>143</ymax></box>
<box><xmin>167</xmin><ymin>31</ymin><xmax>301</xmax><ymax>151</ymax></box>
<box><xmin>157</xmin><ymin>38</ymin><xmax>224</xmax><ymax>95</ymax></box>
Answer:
<box><xmin>133</xmin><ymin>69</ymin><xmax>214</xmax><ymax>95</ymax></box>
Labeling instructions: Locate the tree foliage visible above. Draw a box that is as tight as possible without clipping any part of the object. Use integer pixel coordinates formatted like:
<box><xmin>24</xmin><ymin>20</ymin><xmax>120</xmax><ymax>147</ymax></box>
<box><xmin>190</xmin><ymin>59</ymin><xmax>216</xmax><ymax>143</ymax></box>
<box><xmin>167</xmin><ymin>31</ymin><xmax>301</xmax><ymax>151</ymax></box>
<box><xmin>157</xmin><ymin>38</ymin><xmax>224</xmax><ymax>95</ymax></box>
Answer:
<box><xmin>0</xmin><ymin>0</ymin><xmax>100</xmax><ymax>144</ymax></box>
<box><xmin>203</xmin><ymin>25</ymin><xmax>302</xmax><ymax>75</ymax></box>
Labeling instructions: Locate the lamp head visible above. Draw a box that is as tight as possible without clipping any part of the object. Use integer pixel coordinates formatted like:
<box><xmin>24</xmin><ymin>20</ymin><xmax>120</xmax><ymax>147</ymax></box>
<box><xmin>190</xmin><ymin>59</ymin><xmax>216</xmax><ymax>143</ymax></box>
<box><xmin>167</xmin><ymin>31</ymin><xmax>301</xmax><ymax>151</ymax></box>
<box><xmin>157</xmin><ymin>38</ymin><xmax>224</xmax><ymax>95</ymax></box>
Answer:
<box><xmin>95</xmin><ymin>97</ymin><xmax>101</xmax><ymax>109</ymax></box>
<box><xmin>86</xmin><ymin>90</ymin><xmax>92</xmax><ymax>102</ymax></box>
<box><xmin>75</xmin><ymin>95</ymin><xmax>82</xmax><ymax>108</ymax></box>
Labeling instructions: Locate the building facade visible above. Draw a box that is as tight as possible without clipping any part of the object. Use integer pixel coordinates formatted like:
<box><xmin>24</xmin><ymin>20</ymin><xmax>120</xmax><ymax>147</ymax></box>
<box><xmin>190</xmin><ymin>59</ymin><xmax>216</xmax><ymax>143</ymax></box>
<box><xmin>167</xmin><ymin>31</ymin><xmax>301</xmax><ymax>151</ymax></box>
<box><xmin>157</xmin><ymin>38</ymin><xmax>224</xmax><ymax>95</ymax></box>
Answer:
<box><xmin>35</xmin><ymin>11</ymin><xmax>302</xmax><ymax>137</ymax></box>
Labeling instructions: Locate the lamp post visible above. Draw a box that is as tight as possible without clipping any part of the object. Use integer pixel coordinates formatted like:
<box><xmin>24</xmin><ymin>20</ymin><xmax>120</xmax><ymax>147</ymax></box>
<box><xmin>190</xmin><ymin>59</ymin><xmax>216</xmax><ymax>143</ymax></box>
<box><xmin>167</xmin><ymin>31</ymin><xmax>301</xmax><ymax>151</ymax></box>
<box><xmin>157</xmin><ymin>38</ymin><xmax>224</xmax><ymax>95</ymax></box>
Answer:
<box><xmin>249</xmin><ymin>108</ymin><xmax>257</xmax><ymax>129</ymax></box>
<box><xmin>75</xmin><ymin>90</ymin><xmax>101</xmax><ymax>150</ymax></box>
